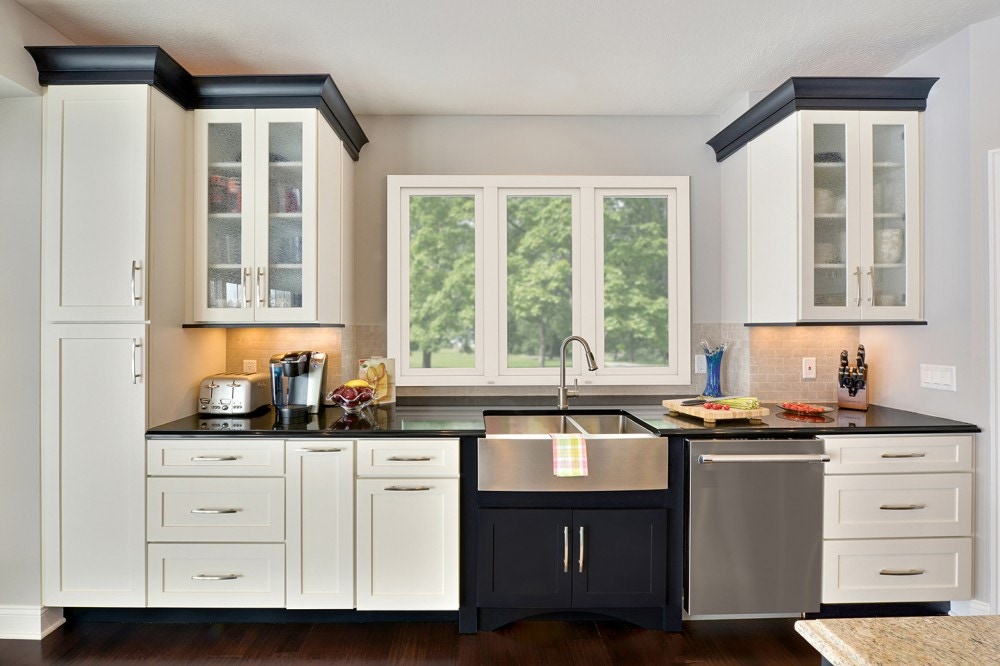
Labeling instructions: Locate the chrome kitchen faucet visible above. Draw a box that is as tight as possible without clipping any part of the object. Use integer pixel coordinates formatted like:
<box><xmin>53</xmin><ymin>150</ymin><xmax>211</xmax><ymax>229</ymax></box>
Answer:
<box><xmin>557</xmin><ymin>335</ymin><xmax>598</xmax><ymax>409</ymax></box>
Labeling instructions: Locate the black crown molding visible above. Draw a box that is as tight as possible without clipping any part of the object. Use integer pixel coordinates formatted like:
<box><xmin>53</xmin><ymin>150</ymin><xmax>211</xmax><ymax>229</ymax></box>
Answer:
<box><xmin>25</xmin><ymin>45</ymin><xmax>368</xmax><ymax>160</ymax></box>
<box><xmin>707</xmin><ymin>77</ymin><xmax>938</xmax><ymax>162</ymax></box>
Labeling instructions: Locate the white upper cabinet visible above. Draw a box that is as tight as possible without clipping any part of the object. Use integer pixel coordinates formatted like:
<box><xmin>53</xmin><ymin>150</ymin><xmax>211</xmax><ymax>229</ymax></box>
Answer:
<box><xmin>42</xmin><ymin>85</ymin><xmax>151</xmax><ymax>323</ymax></box>
<box><xmin>192</xmin><ymin>108</ymin><xmax>353</xmax><ymax>325</ymax></box>
<box><xmin>748</xmin><ymin>109</ymin><xmax>923</xmax><ymax>323</ymax></box>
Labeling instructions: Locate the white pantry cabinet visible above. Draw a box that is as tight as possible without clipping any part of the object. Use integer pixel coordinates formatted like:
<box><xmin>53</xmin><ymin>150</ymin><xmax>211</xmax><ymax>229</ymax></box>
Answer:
<box><xmin>41</xmin><ymin>85</ymin><xmax>152</xmax><ymax>323</ymax></box>
<box><xmin>41</xmin><ymin>324</ymin><xmax>148</xmax><ymax>606</ymax></box>
<box><xmin>748</xmin><ymin>110</ymin><xmax>922</xmax><ymax>322</ymax></box>
<box><xmin>191</xmin><ymin>108</ymin><xmax>354</xmax><ymax>325</ymax></box>
<box><xmin>285</xmin><ymin>441</ymin><xmax>356</xmax><ymax>609</ymax></box>
<box><xmin>822</xmin><ymin>434</ymin><xmax>973</xmax><ymax>604</ymax></box>
<box><xmin>355</xmin><ymin>439</ymin><xmax>460</xmax><ymax>611</ymax></box>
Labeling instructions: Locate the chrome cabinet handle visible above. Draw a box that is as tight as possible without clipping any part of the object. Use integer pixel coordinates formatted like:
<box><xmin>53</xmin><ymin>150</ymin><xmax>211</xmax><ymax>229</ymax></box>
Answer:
<box><xmin>190</xmin><ymin>455</ymin><xmax>239</xmax><ymax>462</ymax></box>
<box><xmin>867</xmin><ymin>266</ymin><xmax>875</xmax><ymax>305</ymax></box>
<box><xmin>242</xmin><ymin>267</ymin><xmax>252</xmax><ymax>307</ymax></box>
<box><xmin>698</xmin><ymin>454</ymin><xmax>830</xmax><ymax>464</ymax></box>
<box><xmin>385</xmin><ymin>485</ymin><xmax>431</xmax><ymax>491</ymax></box>
<box><xmin>880</xmin><ymin>504</ymin><xmax>926</xmax><ymax>511</ymax></box>
<box><xmin>387</xmin><ymin>456</ymin><xmax>432</xmax><ymax>462</ymax></box>
<box><xmin>563</xmin><ymin>526</ymin><xmax>569</xmax><ymax>573</ymax></box>
<box><xmin>191</xmin><ymin>574</ymin><xmax>239</xmax><ymax>581</ymax></box>
<box><xmin>131</xmin><ymin>338</ymin><xmax>142</xmax><ymax>384</ymax></box>
<box><xmin>879</xmin><ymin>569</ymin><xmax>925</xmax><ymax>576</ymax></box>
<box><xmin>881</xmin><ymin>452</ymin><xmax>926</xmax><ymax>459</ymax></box>
<box><xmin>578</xmin><ymin>526</ymin><xmax>585</xmax><ymax>573</ymax></box>
<box><xmin>191</xmin><ymin>508</ymin><xmax>240</xmax><ymax>514</ymax></box>
<box><xmin>295</xmin><ymin>447</ymin><xmax>344</xmax><ymax>453</ymax></box>
<box><xmin>257</xmin><ymin>267</ymin><xmax>265</xmax><ymax>307</ymax></box>
<box><xmin>854</xmin><ymin>266</ymin><xmax>863</xmax><ymax>306</ymax></box>
<box><xmin>130</xmin><ymin>260</ymin><xmax>142</xmax><ymax>304</ymax></box>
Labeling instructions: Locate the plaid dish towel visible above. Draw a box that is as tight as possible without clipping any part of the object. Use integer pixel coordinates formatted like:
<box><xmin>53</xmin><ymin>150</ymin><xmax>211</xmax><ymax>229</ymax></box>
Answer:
<box><xmin>552</xmin><ymin>433</ymin><xmax>588</xmax><ymax>477</ymax></box>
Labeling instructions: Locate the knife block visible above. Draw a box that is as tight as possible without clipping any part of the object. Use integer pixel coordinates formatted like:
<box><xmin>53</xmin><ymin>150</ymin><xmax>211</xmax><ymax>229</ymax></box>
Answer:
<box><xmin>838</xmin><ymin>384</ymin><xmax>869</xmax><ymax>411</ymax></box>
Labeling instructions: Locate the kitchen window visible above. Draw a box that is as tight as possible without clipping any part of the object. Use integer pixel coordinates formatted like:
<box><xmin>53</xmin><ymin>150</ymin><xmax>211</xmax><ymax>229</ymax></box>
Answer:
<box><xmin>387</xmin><ymin>176</ymin><xmax>691</xmax><ymax>386</ymax></box>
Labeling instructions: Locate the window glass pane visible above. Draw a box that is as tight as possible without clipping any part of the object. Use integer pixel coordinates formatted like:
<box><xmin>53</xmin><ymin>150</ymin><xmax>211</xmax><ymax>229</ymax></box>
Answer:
<box><xmin>408</xmin><ymin>195</ymin><xmax>476</xmax><ymax>368</ymax></box>
<box><xmin>603</xmin><ymin>196</ymin><xmax>669</xmax><ymax>366</ymax></box>
<box><xmin>505</xmin><ymin>195</ymin><xmax>573</xmax><ymax>368</ymax></box>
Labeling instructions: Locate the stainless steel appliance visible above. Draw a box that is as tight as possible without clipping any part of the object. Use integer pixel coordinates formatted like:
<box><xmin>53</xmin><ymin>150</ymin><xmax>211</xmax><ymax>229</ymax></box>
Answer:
<box><xmin>269</xmin><ymin>351</ymin><xmax>326</xmax><ymax>421</ymax></box>
<box><xmin>687</xmin><ymin>438</ymin><xmax>829</xmax><ymax>616</ymax></box>
<box><xmin>197</xmin><ymin>372</ymin><xmax>269</xmax><ymax>415</ymax></box>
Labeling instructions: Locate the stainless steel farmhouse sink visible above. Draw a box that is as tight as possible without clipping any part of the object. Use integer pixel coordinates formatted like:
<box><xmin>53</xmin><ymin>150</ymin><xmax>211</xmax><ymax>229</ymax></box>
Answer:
<box><xmin>478</xmin><ymin>409</ymin><xmax>668</xmax><ymax>492</ymax></box>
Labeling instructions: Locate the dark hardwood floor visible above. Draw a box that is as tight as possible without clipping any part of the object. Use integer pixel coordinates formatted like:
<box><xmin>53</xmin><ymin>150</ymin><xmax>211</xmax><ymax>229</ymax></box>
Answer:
<box><xmin>0</xmin><ymin>618</ymin><xmax>822</xmax><ymax>665</ymax></box>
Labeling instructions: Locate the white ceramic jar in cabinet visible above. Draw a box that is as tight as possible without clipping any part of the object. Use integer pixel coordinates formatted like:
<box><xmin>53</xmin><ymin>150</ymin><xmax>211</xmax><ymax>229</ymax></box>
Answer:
<box><xmin>285</xmin><ymin>441</ymin><xmax>356</xmax><ymax>609</ymax></box>
<box><xmin>822</xmin><ymin>434</ymin><xmax>973</xmax><ymax>604</ymax></box>
<box><xmin>146</xmin><ymin>439</ymin><xmax>285</xmax><ymax>608</ymax></box>
<box><xmin>748</xmin><ymin>110</ymin><xmax>922</xmax><ymax>322</ymax></box>
<box><xmin>355</xmin><ymin>439</ymin><xmax>460</xmax><ymax>611</ymax></box>
<box><xmin>191</xmin><ymin>108</ymin><xmax>354</xmax><ymax>325</ymax></box>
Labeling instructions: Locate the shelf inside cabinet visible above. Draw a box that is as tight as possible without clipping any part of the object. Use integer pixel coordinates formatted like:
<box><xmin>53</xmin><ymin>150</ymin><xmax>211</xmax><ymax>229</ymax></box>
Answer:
<box><xmin>874</xmin><ymin>162</ymin><xmax>905</xmax><ymax>168</ymax></box>
<box><xmin>269</xmin><ymin>161</ymin><xmax>303</xmax><ymax>168</ymax></box>
<box><xmin>209</xmin><ymin>162</ymin><xmax>242</xmax><ymax>169</ymax></box>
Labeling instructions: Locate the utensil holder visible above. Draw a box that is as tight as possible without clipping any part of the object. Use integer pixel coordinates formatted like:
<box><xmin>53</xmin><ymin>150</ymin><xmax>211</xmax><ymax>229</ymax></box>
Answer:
<box><xmin>838</xmin><ymin>385</ymin><xmax>869</xmax><ymax>411</ymax></box>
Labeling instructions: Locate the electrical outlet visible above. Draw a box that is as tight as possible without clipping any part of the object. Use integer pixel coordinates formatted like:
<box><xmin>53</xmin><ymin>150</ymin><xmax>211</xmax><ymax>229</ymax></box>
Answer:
<box><xmin>695</xmin><ymin>354</ymin><xmax>707</xmax><ymax>374</ymax></box>
<box><xmin>802</xmin><ymin>357</ymin><xmax>816</xmax><ymax>379</ymax></box>
<box><xmin>243</xmin><ymin>359</ymin><xmax>257</xmax><ymax>373</ymax></box>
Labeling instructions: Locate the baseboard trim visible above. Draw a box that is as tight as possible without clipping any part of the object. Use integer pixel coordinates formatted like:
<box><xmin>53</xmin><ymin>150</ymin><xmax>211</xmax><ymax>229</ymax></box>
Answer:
<box><xmin>0</xmin><ymin>606</ymin><xmax>65</xmax><ymax>640</ymax></box>
<box><xmin>949</xmin><ymin>599</ymin><xmax>992</xmax><ymax>616</ymax></box>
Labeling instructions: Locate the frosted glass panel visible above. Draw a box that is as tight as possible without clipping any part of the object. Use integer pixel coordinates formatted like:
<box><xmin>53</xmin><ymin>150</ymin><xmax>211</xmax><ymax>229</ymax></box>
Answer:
<box><xmin>813</xmin><ymin>123</ymin><xmax>848</xmax><ymax>308</ymax></box>
<box><xmin>267</xmin><ymin>122</ymin><xmax>304</xmax><ymax>309</ymax></box>
<box><xmin>871</xmin><ymin>123</ymin><xmax>907</xmax><ymax>308</ymax></box>
<box><xmin>206</xmin><ymin>122</ymin><xmax>246</xmax><ymax>309</ymax></box>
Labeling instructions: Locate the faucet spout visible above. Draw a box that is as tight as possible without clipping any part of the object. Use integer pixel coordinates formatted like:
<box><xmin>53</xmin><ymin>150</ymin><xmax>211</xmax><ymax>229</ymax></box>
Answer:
<box><xmin>558</xmin><ymin>335</ymin><xmax>598</xmax><ymax>409</ymax></box>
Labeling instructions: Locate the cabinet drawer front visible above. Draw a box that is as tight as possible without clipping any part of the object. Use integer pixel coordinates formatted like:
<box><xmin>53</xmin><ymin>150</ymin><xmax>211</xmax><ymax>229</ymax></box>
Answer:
<box><xmin>147</xmin><ymin>478</ymin><xmax>284</xmax><ymax>542</ymax></box>
<box><xmin>147</xmin><ymin>543</ymin><xmax>284</xmax><ymax>607</ymax></box>
<box><xmin>356</xmin><ymin>439</ymin><xmax>459</xmax><ymax>477</ymax></box>
<box><xmin>824</xmin><ymin>473</ymin><xmax>972</xmax><ymax>539</ymax></box>
<box><xmin>148</xmin><ymin>440</ymin><xmax>285</xmax><ymax>476</ymax></box>
<box><xmin>824</xmin><ymin>435</ymin><xmax>973</xmax><ymax>474</ymax></box>
<box><xmin>822</xmin><ymin>538</ymin><xmax>971</xmax><ymax>604</ymax></box>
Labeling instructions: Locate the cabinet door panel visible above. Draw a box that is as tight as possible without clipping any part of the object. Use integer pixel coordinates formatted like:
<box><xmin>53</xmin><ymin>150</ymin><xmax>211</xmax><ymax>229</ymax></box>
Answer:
<box><xmin>42</xmin><ymin>323</ymin><xmax>147</xmax><ymax>606</ymax></box>
<box><xmin>43</xmin><ymin>85</ymin><xmax>148</xmax><ymax>322</ymax></box>
<box><xmin>286</xmin><ymin>441</ymin><xmax>355</xmax><ymax>609</ymax></box>
<box><xmin>477</xmin><ymin>509</ymin><xmax>572</xmax><ymax>608</ymax></box>
<box><xmin>572</xmin><ymin>509</ymin><xmax>667</xmax><ymax>608</ymax></box>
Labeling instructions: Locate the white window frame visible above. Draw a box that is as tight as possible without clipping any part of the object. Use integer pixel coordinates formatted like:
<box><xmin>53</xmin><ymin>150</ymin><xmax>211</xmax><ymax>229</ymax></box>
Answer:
<box><xmin>387</xmin><ymin>175</ymin><xmax>691</xmax><ymax>387</ymax></box>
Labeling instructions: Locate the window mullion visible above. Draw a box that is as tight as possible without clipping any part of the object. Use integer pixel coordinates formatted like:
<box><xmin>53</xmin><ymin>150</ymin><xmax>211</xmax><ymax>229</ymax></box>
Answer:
<box><xmin>483</xmin><ymin>186</ymin><xmax>500</xmax><ymax>382</ymax></box>
<box><xmin>580</xmin><ymin>186</ymin><xmax>599</xmax><ymax>378</ymax></box>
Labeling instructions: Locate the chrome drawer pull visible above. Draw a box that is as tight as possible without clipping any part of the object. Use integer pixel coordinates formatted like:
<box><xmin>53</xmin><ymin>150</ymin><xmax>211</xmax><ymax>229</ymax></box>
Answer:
<box><xmin>879</xmin><ymin>504</ymin><xmax>926</xmax><ymax>511</ymax></box>
<box><xmin>191</xmin><ymin>574</ymin><xmax>240</xmax><ymax>581</ymax></box>
<box><xmin>191</xmin><ymin>508</ymin><xmax>240</xmax><ymax>514</ymax></box>
<box><xmin>698</xmin><ymin>453</ymin><xmax>830</xmax><ymax>464</ymax></box>
<box><xmin>384</xmin><ymin>485</ymin><xmax>431</xmax><ymax>492</ymax></box>
<box><xmin>242</xmin><ymin>267</ymin><xmax>252</xmax><ymax>307</ymax></box>
<box><xmin>131</xmin><ymin>260</ymin><xmax>142</xmax><ymax>304</ymax></box>
<box><xmin>879</xmin><ymin>569</ymin><xmax>925</xmax><ymax>576</ymax></box>
<box><xmin>387</xmin><ymin>455</ymin><xmax>433</xmax><ymax>462</ymax></box>
<box><xmin>881</xmin><ymin>452</ymin><xmax>926</xmax><ymax>459</ymax></box>
<box><xmin>578</xmin><ymin>526</ymin><xmax>585</xmax><ymax>573</ymax></box>
<box><xmin>190</xmin><ymin>455</ymin><xmax>240</xmax><ymax>462</ymax></box>
<box><xmin>295</xmin><ymin>447</ymin><xmax>344</xmax><ymax>453</ymax></box>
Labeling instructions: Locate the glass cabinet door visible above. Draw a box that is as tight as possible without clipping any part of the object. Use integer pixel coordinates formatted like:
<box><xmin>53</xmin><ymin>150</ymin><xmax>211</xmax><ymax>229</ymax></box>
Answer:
<box><xmin>198</xmin><ymin>110</ymin><xmax>254</xmax><ymax>322</ymax></box>
<box><xmin>799</xmin><ymin>111</ymin><xmax>860</xmax><ymax>320</ymax></box>
<box><xmin>861</xmin><ymin>111</ymin><xmax>921</xmax><ymax>319</ymax></box>
<box><xmin>253</xmin><ymin>110</ymin><xmax>317</xmax><ymax>322</ymax></box>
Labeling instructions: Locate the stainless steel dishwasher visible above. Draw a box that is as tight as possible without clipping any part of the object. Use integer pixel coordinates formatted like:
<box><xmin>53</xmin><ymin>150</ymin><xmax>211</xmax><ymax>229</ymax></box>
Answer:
<box><xmin>687</xmin><ymin>438</ymin><xmax>829</xmax><ymax>616</ymax></box>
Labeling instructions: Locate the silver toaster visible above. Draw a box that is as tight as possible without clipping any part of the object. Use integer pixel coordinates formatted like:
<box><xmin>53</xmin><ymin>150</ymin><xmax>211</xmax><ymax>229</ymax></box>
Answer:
<box><xmin>198</xmin><ymin>372</ymin><xmax>269</xmax><ymax>415</ymax></box>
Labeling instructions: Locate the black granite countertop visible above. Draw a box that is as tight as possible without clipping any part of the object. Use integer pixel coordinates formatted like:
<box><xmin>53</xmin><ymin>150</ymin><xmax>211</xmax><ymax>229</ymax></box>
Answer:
<box><xmin>146</xmin><ymin>402</ymin><xmax>979</xmax><ymax>438</ymax></box>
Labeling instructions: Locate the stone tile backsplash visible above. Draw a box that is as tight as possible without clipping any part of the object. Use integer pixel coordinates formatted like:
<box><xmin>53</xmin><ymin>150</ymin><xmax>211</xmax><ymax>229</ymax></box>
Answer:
<box><xmin>749</xmin><ymin>326</ymin><xmax>860</xmax><ymax>402</ymax></box>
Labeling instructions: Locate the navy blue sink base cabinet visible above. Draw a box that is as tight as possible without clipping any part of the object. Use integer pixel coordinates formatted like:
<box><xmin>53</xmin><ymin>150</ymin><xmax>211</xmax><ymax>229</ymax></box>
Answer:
<box><xmin>460</xmin><ymin>437</ymin><xmax>684</xmax><ymax>633</ymax></box>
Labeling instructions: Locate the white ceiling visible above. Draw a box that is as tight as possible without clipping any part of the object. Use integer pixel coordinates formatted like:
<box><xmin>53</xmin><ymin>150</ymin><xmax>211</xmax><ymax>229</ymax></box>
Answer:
<box><xmin>15</xmin><ymin>0</ymin><xmax>1000</xmax><ymax>116</ymax></box>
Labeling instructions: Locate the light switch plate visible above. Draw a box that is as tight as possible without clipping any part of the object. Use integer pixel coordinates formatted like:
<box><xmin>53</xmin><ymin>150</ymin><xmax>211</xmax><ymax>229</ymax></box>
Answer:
<box><xmin>920</xmin><ymin>364</ymin><xmax>956</xmax><ymax>391</ymax></box>
<box><xmin>695</xmin><ymin>354</ymin><xmax>707</xmax><ymax>374</ymax></box>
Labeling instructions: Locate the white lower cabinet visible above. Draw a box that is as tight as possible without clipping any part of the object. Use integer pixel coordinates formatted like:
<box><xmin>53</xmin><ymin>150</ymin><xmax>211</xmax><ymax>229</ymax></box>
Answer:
<box><xmin>285</xmin><ymin>441</ymin><xmax>355</xmax><ymax>609</ymax></box>
<box><xmin>355</xmin><ymin>439</ymin><xmax>460</xmax><ymax>611</ymax></box>
<box><xmin>148</xmin><ymin>543</ymin><xmax>285</xmax><ymax>607</ymax></box>
<box><xmin>822</xmin><ymin>434</ymin><xmax>973</xmax><ymax>604</ymax></box>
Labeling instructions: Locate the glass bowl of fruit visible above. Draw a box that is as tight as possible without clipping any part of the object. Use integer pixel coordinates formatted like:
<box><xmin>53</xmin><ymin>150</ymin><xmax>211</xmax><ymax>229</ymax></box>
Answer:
<box><xmin>327</xmin><ymin>380</ymin><xmax>376</xmax><ymax>414</ymax></box>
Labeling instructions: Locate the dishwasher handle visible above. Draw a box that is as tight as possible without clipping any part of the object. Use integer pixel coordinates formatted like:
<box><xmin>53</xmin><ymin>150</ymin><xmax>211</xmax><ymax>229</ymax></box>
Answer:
<box><xmin>698</xmin><ymin>453</ymin><xmax>831</xmax><ymax>464</ymax></box>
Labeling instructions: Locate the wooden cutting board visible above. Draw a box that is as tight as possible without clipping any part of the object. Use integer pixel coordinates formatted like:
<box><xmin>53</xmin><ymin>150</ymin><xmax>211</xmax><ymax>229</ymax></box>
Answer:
<box><xmin>662</xmin><ymin>398</ymin><xmax>769</xmax><ymax>425</ymax></box>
